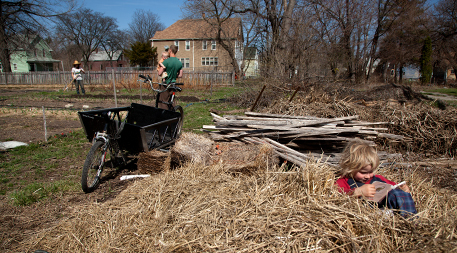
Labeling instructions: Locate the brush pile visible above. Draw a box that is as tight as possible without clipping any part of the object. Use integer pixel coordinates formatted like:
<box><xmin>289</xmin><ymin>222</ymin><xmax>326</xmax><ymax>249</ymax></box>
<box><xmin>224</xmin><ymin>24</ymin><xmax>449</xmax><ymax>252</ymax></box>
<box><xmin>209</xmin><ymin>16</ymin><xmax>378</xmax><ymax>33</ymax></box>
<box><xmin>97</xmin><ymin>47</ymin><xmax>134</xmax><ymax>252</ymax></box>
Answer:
<box><xmin>204</xmin><ymin>111</ymin><xmax>403</xmax><ymax>166</ymax></box>
<box><xmin>237</xmin><ymin>83</ymin><xmax>457</xmax><ymax>156</ymax></box>
<box><xmin>23</xmin><ymin>161</ymin><xmax>457</xmax><ymax>252</ymax></box>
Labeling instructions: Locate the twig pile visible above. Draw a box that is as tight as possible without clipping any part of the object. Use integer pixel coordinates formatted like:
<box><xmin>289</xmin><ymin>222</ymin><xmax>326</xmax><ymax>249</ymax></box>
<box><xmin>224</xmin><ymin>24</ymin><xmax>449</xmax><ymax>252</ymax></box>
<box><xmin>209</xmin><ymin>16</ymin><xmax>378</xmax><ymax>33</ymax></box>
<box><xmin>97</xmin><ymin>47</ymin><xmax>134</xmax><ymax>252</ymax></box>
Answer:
<box><xmin>204</xmin><ymin>111</ymin><xmax>403</xmax><ymax>166</ymax></box>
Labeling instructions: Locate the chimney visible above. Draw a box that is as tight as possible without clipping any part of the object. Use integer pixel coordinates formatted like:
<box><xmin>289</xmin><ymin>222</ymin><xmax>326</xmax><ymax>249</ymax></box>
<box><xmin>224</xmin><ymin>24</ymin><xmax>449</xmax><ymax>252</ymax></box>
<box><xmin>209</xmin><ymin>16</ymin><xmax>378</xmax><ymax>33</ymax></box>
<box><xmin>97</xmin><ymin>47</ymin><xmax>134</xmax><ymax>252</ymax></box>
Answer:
<box><xmin>202</xmin><ymin>12</ymin><xmax>205</xmax><ymax>19</ymax></box>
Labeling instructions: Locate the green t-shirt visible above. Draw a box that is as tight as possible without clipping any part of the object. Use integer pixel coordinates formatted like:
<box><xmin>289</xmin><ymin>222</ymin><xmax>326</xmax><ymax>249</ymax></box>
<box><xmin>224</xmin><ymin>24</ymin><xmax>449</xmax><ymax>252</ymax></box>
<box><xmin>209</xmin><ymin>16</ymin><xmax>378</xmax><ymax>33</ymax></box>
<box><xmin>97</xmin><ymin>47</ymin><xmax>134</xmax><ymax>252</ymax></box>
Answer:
<box><xmin>162</xmin><ymin>57</ymin><xmax>183</xmax><ymax>84</ymax></box>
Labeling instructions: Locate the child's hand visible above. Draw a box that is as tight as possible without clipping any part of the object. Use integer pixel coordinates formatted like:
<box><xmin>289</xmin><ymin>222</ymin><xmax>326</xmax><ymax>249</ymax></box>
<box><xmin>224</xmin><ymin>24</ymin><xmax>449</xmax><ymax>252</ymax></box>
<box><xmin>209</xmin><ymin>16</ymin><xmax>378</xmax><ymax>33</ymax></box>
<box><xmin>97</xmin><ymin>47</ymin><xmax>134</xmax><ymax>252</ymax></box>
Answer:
<box><xmin>398</xmin><ymin>183</ymin><xmax>410</xmax><ymax>193</ymax></box>
<box><xmin>353</xmin><ymin>184</ymin><xmax>376</xmax><ymax>198</ymax></box>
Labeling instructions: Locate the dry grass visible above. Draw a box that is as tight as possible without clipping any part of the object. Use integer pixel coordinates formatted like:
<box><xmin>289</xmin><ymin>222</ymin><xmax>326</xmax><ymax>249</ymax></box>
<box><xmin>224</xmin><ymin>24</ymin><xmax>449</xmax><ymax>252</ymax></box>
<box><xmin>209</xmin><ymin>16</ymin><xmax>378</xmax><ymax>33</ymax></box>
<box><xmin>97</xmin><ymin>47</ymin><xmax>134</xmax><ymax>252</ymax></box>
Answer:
<box><xmin>21</xmin><ymin>160</ymin><xmax>457</xmax><ymax>252</ymax></box>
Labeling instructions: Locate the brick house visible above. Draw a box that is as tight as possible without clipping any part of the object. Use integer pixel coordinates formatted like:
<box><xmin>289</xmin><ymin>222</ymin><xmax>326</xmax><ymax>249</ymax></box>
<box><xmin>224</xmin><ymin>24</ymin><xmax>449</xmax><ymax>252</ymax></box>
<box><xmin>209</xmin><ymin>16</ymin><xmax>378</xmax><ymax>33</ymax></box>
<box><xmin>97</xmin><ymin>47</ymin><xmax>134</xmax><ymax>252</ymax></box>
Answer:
<box><xmin>150</xmin><ymin>18</ymin><xmax>243</xmax><ymax>72</ymax></box>
<box><xmin>86</xmin><ymin>50</ymin><xmax>129</xmax><ymax>71</ymax></box>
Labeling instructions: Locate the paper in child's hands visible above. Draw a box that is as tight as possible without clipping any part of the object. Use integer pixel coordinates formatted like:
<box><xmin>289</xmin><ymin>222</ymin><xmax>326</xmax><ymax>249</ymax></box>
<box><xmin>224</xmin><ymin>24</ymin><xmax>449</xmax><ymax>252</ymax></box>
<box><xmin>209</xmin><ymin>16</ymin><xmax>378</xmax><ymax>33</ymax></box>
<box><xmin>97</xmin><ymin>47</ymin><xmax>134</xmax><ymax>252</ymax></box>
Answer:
<box><xmin>367</xmin><ymin>181</ymin><xmax>406</xmax><ymax>202</ymax></box>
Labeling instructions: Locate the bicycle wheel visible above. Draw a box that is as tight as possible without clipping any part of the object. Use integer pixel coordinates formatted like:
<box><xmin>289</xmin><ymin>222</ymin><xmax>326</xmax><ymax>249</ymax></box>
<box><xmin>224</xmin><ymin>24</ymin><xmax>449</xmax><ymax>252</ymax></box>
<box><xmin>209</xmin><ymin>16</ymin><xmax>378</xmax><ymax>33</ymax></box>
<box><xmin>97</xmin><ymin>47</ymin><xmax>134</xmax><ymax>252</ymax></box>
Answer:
<box><xmin>172</xmin><ymin>105</ymin><xmax>184</xmax><ymax>139</ymax></box>
<box><xmin>81</xmin><ymin>140</ymin><xmax>106</xmax><ymax>193</ymax></box>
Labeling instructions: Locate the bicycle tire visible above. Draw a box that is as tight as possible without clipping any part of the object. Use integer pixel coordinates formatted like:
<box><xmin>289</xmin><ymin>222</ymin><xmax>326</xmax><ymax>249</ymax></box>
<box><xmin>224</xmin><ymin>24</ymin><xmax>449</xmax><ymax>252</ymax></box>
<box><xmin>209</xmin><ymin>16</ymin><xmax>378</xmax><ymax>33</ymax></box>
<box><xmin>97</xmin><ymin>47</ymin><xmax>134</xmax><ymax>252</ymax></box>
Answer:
<box><xmin>81</xmin><ymin>140</ymin><xmax>106</xmax><ymax>193</ymax></box>
<box><xmin>172</xmin><ymin>105</ymin><xmax>184</xmax><ymax>139</ymax></box>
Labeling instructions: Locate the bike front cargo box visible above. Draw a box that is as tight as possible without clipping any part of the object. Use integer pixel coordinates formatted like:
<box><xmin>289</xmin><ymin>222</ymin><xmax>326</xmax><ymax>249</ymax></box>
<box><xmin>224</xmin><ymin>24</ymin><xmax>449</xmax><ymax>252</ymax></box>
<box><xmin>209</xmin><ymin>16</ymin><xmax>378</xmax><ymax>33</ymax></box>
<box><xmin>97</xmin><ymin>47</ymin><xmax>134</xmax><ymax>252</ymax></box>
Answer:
<box><xmin>78</xmin><ymin>103</ymin><xmax>181</xmax><ymax>154</ymax></box>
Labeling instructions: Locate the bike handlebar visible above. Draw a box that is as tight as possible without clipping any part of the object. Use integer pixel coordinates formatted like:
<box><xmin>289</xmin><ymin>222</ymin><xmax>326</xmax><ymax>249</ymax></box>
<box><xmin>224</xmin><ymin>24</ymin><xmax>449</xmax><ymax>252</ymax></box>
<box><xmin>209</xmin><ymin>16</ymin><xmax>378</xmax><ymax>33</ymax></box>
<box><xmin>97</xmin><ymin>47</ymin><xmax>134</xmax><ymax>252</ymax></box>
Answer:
<box><xmin>138</xmin><ymin>74</ymin><xmax>183</xmax><ymax>93</ymax></box>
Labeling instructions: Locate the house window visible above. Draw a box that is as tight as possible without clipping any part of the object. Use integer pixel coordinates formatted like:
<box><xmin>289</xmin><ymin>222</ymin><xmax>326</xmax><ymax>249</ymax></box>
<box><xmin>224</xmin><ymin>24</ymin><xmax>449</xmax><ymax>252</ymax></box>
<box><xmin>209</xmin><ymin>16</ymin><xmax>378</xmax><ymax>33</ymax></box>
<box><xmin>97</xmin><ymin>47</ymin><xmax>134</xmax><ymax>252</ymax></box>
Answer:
<box><xmin>202</xmin><ymin>40</ymin><xmax>207</xmax><ymax>50</ymax></box>
<box><xmin>185</xmin><ymin>40</ymin><xmax>190</xmax><ymax>51</ymax></box>
<box><xmin>100</xmin><ymin>64</ymin><xmax>103</xmax><ymax>70</ymax></box>
<box><xmin>175</xmin><ymin>41</ymin><xmax>179</xmax><ymax>51</ymax></box>
<box><xmin>13</xmin><ymin>63</ymin><xmax>17</xmax><ymax>71</ymax></box>
<box><xmin>119</xmin><ymin>64</ymin><xmax>123</xmax><ymax>68</ymax></box>
<box><xmin>179</xmin><ymin>58</ymin><xmax>190</xmax><ymax>68</ymax></box>
<box><xmin>211</xmin><ymin>40</ymin><xmax>216</xmax><ymax>50</ymax></box>
<box><xmin>185</xmin><ymin>58</ymin><xmax>190</xmax><ymax>68</ymax></box>
<box><xmin>0</xmin><ymin>63</ymin><xmax>2</xmax><ymax>71</ymax></box>
<box><xmin>201</xmin><ymin>57</ymin><xmax>218</xmax><ymax>66</ymax></box>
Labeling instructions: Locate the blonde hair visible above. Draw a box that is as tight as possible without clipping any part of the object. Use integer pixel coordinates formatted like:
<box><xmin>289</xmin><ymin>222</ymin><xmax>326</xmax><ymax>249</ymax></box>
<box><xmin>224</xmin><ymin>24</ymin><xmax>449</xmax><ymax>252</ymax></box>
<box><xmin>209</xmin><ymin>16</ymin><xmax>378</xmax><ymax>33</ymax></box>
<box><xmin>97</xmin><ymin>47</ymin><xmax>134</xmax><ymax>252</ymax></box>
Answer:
<box><xmin>339</xmin><ymin>139</ymin><xmax>379</xmax><ymax>177</ymax></box>
<box><xmin>162</xmin><ymin>51</ymin><xmax>169</xmax><ymax>58</ymax></box>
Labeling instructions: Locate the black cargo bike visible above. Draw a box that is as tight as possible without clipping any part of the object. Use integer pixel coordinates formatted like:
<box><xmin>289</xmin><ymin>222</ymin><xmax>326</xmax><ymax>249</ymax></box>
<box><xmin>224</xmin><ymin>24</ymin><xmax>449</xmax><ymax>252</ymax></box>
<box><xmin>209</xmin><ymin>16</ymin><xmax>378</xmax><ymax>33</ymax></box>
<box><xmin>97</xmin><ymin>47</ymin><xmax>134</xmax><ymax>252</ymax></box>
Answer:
<box><xmin>78</xmin><ymin>75</ymin><xmax>184</xmax><ymax>193</ymax></box>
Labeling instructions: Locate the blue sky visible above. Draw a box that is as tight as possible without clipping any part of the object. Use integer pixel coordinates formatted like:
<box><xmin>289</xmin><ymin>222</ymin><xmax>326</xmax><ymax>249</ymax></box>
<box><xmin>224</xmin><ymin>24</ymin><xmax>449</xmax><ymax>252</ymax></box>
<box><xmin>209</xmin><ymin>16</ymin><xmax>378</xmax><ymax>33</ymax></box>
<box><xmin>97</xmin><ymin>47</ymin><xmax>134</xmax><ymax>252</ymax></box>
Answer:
<box><xmin>82</xmin><ymin>0</ymin><xmax>186</xmax><ymax>30</ymax></box>
<box><xmin>83</xmin><ymin>0</ymin><xmax>441</xmax><ymax>31</ymax></box>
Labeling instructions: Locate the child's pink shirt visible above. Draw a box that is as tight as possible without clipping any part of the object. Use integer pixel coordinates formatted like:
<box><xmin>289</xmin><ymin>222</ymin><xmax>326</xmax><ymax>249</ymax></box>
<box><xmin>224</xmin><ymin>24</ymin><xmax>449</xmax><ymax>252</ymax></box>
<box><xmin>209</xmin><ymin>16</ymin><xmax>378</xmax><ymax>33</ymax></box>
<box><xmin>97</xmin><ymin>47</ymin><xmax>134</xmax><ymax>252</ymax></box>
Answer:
<box><xmin>336</xmin><ymin>175</ymin><xmax>396</xmax><ymax>194</ymax></box>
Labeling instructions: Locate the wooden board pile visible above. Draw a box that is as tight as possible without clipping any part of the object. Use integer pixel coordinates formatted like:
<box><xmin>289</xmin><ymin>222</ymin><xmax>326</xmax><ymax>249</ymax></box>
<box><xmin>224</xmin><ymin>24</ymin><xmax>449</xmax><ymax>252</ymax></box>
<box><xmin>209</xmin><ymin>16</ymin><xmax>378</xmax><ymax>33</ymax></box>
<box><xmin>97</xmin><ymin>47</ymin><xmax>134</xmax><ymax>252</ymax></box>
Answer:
<box><xmin>204</xmin><ymin>112</ymin><xmax>403</xmax><ymax>167</ymax></box>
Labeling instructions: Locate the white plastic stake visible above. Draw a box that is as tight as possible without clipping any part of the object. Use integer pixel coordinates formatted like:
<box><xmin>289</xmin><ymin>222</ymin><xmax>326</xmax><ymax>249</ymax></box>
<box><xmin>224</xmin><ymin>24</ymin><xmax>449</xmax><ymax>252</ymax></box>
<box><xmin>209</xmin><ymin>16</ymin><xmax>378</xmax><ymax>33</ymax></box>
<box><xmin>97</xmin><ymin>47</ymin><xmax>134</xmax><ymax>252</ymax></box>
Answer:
<box><xmin>42</xmin><ymin>106</ymin><xmax>47</xmax><ymax>142</ymax></box>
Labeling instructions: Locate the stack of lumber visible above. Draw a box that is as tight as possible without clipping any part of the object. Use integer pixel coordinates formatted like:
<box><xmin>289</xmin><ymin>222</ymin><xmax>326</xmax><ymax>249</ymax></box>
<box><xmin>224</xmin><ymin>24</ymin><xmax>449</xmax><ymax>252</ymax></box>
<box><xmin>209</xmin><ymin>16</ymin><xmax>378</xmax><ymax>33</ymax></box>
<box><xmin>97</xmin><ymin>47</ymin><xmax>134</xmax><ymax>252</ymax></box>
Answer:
<box><xmin>203</xmin><ymin>112</ymin><xmax>403</xmax><ymax>167</ymax></box>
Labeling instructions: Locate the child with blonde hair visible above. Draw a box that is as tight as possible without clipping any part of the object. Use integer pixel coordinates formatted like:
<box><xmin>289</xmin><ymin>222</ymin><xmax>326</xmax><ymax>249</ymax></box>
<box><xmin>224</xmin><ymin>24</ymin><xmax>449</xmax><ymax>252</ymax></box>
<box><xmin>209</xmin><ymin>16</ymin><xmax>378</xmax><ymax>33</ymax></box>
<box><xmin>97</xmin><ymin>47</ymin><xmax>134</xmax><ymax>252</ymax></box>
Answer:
<box><xmin>336</xmin><ymin>139</ymin><xmax>417</xmax><ymax>217</ymax></box>
<box><xmin>157</xmin><ymin>51</ymin><xmax>169</xmax><ymax>80</ymax></box>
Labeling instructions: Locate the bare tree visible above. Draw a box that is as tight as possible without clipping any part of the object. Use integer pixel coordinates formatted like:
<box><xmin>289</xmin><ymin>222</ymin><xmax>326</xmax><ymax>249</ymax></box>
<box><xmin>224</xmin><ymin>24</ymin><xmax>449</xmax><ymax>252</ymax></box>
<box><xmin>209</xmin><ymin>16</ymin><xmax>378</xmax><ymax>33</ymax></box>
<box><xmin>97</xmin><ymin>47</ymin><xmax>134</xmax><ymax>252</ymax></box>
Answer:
<box><xmin>0</xmin><ymin>0</ymin><xmax>76</xmax><ymax>72</ymax></box>
<box><xmin>182</xmin><ymin>0</ymin><xmax>244</xmax><ymax>75</ymax></box>
<box><xmin>432</xmin><ymin>0</ymin><xmax>457</xmax><ymax>74</ymax></box>
<box><xmin>100</xmin><ymin>30</ymin><xmax>128</xmax><ymax>68</ymax></box>
<box><xmin>183</xmin><ymin>0</ymin><xmax>297</xmax><ymax>78</ymax></box>
<box><xmin>128</xmin><ymin>10</ymin><xmax>165</xmax><ymax>44</ymax></box>
<box><xmin>377</xmin><ymin>0</ymin><xmax>428</xmax><ymax>83</ymax></box>
<box><xmin>55</xmin><ymin>8</ymin><xmax>118</xmax><ymax>68</ymax></box>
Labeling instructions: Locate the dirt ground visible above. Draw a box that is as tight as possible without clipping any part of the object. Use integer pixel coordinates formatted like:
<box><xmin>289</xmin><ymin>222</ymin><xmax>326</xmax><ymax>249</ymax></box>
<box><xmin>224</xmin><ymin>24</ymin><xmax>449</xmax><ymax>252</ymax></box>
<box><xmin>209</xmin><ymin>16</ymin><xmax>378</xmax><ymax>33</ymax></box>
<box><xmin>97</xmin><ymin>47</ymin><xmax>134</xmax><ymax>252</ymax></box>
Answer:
<box><xmin>1</xmin><ymin>86</ymin><xmax>457</xmax><ymax>252</ymax></box>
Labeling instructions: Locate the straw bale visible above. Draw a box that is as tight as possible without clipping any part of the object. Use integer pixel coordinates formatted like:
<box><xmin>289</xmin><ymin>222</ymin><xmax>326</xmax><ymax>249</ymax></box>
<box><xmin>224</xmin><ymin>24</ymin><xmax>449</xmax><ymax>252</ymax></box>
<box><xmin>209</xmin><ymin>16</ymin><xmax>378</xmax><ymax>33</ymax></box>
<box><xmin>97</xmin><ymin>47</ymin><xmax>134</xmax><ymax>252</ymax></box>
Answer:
<box><xmin>137</xmin><ymin>150</ymin><xmax>170</xmax><ymax>174</ymax></box>
<box><xmin>211</xmin><ymin>142</ymin><xmax>279</xmax><ymax>175</ymax></box>
<box><xmin>23</xmin><ymin>159</ymin><xmax>457</xmax><ymax>252</ymax></box>
<box><xmin>169</xmin><ymin>132</ymin><xmax>214</xmax><ymax>169</ymax></box>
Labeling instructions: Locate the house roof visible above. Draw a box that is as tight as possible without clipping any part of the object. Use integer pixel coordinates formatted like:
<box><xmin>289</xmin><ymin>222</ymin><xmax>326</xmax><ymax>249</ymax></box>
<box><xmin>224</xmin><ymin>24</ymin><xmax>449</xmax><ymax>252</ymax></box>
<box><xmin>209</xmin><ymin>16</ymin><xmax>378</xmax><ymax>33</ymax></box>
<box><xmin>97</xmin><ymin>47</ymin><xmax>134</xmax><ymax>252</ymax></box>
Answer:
<box><xmin>27</xmin><ymin>57</ymin><xmax>60</xmax><ymax>63</ymax></box>
<box><xmin>151</xmin><ymin>18</ymin><xmax>242</xmax><ymax>41</ymax></box>
<box><xmin>88</xmin><ymin>50</ymin><xmax>123</xmax><ymax>61</ymax></box>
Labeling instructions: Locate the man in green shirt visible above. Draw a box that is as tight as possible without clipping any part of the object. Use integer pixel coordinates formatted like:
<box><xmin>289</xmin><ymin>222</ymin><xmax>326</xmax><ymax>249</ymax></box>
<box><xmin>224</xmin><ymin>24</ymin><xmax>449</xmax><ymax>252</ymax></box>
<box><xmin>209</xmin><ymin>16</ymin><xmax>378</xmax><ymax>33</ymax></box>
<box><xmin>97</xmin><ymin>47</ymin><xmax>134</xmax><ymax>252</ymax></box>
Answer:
<box><xmin>158</xmin><ymin>44</ymin><xmax>183</xmax><ymax>84</ymax></box>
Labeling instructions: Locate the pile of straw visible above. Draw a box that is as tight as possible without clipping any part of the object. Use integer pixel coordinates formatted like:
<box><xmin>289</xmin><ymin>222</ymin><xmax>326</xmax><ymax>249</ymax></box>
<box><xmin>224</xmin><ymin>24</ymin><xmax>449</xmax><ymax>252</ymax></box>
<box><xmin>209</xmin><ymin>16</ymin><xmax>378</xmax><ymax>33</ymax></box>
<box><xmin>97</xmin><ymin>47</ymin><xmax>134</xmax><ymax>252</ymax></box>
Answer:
<box><xmin>169</xmin><ymin>132</ymin><xmax>214</xmax><ymax>168</ymax></box>
<box><xmin>23</xmin><ymin>161</ymin><xmax>457</xmax><ymax>252</ymax></box>
<box><xmin>212</xmin><ymin>142</ymin><xmax>279</xmax><ymax>176</ymax></box>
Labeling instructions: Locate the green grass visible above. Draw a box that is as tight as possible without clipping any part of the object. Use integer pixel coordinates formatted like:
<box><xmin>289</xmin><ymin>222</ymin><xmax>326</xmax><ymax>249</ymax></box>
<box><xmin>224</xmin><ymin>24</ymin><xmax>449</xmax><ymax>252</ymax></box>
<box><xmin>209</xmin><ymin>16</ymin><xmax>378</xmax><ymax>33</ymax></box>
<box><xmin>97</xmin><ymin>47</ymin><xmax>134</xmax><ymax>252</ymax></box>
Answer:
<box><xmin>0</xmin><ymin>130</ymin><xmax>88</xmax><ymax>204</ymax></box>
<box><xmin>180</xmin><ymin>101</ymin><xmax>244</xmax><ymax>132</ymax></box>
<box><xmin>422</xmin><ymin>88</ymin><xmax>457</xmax><ymax>96</ymax></box>
<box><xmin>9</xmin><ymin>180</ymin><xmax>79</xmax><ymax>206</ymax></box>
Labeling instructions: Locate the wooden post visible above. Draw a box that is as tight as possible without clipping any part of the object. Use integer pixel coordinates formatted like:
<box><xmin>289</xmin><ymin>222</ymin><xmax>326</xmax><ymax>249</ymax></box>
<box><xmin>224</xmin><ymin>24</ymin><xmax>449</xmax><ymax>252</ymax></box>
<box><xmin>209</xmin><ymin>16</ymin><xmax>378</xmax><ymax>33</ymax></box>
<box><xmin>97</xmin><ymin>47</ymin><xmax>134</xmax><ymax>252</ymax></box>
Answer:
<box><xmin>112</xmin><ymin>69</ymin><xmax>117</xmax><ymax>108</ymax></box>
<box><xmin>250</xmin><ymin>85</ymin><xmax>266</xmax><ymax>112</ymax></box>
<box><xmin>289</xmin><ymin>87</ymin><xmax>300</xmax><ymax>102</ymax></box>
<box><xmin>140</xmin><ymin>79</ymin><xmax>143</xmax><ymax>103</ymax></box>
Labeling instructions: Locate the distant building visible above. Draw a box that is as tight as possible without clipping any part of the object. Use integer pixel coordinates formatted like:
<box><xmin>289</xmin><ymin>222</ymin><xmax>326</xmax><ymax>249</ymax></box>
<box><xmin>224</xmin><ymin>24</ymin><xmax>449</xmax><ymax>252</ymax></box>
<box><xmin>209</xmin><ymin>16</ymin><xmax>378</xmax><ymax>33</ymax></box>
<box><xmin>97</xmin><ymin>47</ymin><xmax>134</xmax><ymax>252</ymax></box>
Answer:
<box><xmin>150</xmin><ymin>18</ymin><xmax>243</xmax><ymax>72</ymax></box>
<box><xmin>0</xmin><ymin>35</ymin><xmax>60</xmax><ymax>72</ymax></box>
<box><xmin>86</xmin><ymin>50</ymin><xmax>129</xmax><ymax>71</ymax></box>
<box><xmin>244</xmin><ymin>47</ymin><xmax>259</xmax><ymax>77</ymax></box>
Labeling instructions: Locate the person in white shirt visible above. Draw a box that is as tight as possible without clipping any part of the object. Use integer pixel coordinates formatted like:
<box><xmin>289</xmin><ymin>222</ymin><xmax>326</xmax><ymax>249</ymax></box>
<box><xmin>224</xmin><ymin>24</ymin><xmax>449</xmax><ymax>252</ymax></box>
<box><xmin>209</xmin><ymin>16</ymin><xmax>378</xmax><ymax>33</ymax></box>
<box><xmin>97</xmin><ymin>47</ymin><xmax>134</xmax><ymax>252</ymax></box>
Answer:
<box><xmin>71</xmin><ymin>60</ymin><xmax>85</xmax><ymax>95</ymax></box>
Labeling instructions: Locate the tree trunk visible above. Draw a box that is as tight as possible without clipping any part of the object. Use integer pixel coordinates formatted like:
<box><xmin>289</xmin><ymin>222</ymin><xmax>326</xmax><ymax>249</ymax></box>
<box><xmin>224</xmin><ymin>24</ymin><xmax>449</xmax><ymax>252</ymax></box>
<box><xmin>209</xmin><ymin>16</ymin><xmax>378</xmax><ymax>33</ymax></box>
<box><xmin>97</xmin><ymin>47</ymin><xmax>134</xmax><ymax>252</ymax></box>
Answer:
<box><xmin>0</xmin><ymin>20</ymin><xmax>12</xmax><ymax>72</ymax></box>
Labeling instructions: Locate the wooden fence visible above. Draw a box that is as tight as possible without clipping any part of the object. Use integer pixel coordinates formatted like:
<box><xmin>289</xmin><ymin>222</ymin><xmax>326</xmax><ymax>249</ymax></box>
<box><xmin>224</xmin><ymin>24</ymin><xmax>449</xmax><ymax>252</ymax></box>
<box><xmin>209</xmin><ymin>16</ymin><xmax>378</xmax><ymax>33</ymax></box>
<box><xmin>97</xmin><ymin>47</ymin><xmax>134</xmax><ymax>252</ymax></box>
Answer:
<box><xmin>0</xmin><ymin>70</ymin><xmax>235</xmax><ymax>87</ymax></box>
